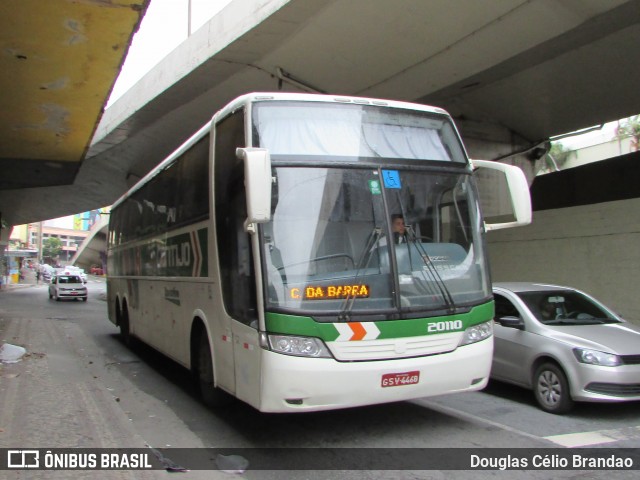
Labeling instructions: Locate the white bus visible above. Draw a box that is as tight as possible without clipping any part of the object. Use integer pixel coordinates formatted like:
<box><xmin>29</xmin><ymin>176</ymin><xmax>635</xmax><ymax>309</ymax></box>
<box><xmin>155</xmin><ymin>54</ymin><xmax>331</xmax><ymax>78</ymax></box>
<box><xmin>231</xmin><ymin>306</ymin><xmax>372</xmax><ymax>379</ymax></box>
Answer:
<box><xmin>107</xmin><ymin>92</ymin><xmax>530</xmax><ymax>412</ymax></box>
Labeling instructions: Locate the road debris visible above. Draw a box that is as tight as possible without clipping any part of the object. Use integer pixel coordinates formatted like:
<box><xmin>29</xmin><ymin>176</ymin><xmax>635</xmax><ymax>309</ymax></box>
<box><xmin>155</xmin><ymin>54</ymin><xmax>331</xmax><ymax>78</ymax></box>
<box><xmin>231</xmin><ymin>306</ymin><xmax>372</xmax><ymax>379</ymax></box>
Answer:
<box><xmin>0</xmin><ymin>343</ymin><xmax>27</xmax><ymax>363</ymax></box>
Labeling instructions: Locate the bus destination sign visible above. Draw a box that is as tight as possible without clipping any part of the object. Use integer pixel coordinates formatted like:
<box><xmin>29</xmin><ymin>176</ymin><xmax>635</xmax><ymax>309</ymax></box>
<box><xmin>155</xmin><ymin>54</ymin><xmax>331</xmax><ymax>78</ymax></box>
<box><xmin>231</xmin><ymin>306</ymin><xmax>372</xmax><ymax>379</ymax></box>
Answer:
<box><xmin>290</xmin><ymin>284</ymin><xmax>370</xmax><ymax>300</ymax></box>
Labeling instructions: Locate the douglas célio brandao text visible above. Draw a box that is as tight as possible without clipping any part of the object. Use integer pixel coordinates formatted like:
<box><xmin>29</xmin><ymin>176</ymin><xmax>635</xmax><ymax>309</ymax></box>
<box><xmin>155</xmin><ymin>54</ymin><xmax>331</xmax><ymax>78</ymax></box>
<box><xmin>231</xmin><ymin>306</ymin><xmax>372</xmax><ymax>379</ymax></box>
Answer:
<box><xmin>470</xmin><ymin>453</ymin><xmax>634</xmax><ymax>470</ymax></box>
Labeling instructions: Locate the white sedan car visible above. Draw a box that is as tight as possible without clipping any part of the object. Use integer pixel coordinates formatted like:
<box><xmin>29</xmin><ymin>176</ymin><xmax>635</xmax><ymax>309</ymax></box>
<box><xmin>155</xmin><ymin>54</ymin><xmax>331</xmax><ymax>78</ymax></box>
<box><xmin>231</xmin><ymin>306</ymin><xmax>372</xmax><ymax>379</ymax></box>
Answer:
<box><xmin>492</xmin><ymin>282</ymin><xmax>640</xmax><ymax>414</ymax></box>
<box><xmin>49</xmin><ymin>275</ymin><xmax>88</xmax><ymax>302</ymax></box>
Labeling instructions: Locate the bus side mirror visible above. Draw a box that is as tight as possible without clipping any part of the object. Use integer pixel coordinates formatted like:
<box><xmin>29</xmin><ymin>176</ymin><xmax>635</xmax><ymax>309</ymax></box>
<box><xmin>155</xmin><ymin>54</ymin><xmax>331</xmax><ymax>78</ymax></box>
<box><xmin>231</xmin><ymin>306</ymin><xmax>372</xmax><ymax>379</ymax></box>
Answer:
<box><xmin>236</xmin><ymin>148</ymin><xmax>272</xmax><ymax>228</ymax></box>
<box><xmin>471</xmin><ymin>159</ymin><xmax>532</xmax><ymax>231</ymax></box>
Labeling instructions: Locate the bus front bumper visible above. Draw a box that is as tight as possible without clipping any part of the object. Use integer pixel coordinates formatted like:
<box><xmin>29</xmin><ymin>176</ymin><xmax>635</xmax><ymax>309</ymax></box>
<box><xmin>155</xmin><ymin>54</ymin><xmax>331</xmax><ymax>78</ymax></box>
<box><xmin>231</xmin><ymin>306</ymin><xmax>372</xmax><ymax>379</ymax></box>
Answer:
<box><xmin>258</xmin><ymin>338</ymin><xmax>492</xmax><ymax>413</ymax></box>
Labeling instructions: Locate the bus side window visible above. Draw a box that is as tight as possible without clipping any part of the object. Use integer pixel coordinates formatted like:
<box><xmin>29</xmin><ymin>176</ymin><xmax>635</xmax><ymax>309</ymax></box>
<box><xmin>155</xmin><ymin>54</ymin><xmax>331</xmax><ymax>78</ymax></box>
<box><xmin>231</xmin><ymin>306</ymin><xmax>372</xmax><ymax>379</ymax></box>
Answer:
<box><xmin>215</xmin><ymin>109</ymin><xmax>258</xmax><ymax>327</ymax></box>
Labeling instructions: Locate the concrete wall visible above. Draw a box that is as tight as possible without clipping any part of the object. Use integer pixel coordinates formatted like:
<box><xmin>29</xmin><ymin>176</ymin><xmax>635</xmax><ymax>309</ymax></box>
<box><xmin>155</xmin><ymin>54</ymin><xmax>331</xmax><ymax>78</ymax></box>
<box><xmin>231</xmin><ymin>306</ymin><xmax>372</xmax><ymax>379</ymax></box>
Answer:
<box><xmin>488</xmin><ymin>198</ymin><xmax>640</xmax><ymax>323</ymax></box>
<box><xmin>487</xmin><ymin>151</ymin><xmax>640</xmax><ymax>325</ymax></box>
<box><xmin>564</xmin><ymin>136</ymin><xmax>634</xmax><ymax>170</ymax></box>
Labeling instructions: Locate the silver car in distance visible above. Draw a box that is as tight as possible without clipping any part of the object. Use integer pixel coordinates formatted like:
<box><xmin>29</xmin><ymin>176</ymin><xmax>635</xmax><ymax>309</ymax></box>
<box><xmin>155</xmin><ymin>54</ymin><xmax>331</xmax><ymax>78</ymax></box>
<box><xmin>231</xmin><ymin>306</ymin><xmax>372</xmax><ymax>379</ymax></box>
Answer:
<box><xmin>492</xmin><ymin>282</ymin><xmax>640</xmax><ymax>414</ymax></box>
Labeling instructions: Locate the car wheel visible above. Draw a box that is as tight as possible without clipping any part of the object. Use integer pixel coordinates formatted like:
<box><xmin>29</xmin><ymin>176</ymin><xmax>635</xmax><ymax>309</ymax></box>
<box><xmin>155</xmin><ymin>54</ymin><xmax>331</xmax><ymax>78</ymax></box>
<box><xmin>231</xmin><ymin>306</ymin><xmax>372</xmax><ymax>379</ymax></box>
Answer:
<box><xmin>533</xmin><ymin>362</ymin><xmax>574</xmax><ymax>414</ymax></box>
<box><xmin>194</xmin><ymin>333</ymin><xmax>232</xmax><ymax>408</ymax></box>
<box><xmin>49</xmin><ymin>292</ymin><xmax>53</xmax><ymax>299</ymax></box>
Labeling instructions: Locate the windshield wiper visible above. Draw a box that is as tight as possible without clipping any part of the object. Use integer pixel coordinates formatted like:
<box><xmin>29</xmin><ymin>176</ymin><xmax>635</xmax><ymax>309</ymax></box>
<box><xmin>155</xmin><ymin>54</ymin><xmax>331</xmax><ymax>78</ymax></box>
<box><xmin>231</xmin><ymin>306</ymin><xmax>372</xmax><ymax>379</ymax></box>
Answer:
<box><xmin>405</xmin><ymin>225</ymin><xmax>456</xmax><ymax>314</ymax></box>
<box><xmin>338</xmin><ymin>226</ymin><xmax>383</xmax><ymax>321</ymax></box>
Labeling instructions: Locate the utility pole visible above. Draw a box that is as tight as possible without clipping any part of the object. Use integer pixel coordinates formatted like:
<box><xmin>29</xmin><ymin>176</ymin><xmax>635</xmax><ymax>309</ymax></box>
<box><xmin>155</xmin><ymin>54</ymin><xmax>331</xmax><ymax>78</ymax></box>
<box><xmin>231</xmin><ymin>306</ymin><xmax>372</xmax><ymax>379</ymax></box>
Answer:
<box><xmin>187</xmin><ymin>0</ymin><xmax>192</xmax><ymax>36</ymax></box>
<box><xmin>37</xmin><ymin>221</ymin><xmax>43</xmax><ymax>264</ymax></box>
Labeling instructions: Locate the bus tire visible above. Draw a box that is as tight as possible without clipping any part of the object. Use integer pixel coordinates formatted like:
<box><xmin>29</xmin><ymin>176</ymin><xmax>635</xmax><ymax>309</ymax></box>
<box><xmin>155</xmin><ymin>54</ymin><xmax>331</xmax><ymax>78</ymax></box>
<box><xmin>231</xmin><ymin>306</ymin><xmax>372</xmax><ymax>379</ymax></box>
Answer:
<box><xmin>119</xmin><ymin>303</ymin><xmax>136</xmax><ymax>347</ymax></box>
<box><xmin>194</xmin><ymin>333</ymin><xmax>232</xmax><ymax>408</ymax></box>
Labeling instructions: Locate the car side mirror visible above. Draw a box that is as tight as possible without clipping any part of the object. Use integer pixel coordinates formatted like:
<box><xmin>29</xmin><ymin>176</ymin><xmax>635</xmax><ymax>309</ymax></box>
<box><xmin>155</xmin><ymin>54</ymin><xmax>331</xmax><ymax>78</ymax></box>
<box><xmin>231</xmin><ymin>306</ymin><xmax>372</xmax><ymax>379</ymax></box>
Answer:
<box><xmin>497</xmin><ymin>315</ymin><xmax>525</xmax><ymax>330</ymax></box>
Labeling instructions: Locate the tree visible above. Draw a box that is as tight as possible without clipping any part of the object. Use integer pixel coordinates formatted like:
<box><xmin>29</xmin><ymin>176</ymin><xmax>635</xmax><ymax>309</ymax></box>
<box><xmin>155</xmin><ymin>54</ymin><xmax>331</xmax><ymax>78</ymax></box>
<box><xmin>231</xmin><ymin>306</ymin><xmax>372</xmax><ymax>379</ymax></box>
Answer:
<box><xmin>615</xmin><ymin>115</ymin><xmax>640</xmax><ymax>151</ymax></box>
<box><xmin>540</xmin><ymin>142</ymin><xmax>575</xmax><ymax>173</ymax></box>
<box><xmin>42</xmin><ymin>237</ymin><xmax>63</xmax><ymax>259</ymax></box>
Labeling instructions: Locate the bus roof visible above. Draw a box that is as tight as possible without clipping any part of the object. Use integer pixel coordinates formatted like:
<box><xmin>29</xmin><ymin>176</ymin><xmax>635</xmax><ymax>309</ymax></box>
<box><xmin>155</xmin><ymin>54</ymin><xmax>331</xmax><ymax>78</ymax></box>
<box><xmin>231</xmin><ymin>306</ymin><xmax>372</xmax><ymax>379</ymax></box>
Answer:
<box><xmin>111</xmin><ymin>92</ymin><xmax>454</xmax><ymax>211</ymax></box>
<box><xmin>214</xmin><ymin>92</ymin><xmax>451</xmax><ymax>123</ymax></box>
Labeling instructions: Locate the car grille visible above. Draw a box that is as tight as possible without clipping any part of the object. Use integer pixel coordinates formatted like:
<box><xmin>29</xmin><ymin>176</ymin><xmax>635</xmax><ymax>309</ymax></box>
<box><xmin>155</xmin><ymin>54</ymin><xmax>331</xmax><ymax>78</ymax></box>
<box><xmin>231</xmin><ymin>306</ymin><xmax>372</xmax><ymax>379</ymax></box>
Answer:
<box><xmin>585</xmin><ymin>382</ymin><xmax>640</xmax><ymax>397</ymax></box>
<box><xmin>620</xmin><ymin>355</ymin><xmax>640</xmax><ymax>365</ymax></box>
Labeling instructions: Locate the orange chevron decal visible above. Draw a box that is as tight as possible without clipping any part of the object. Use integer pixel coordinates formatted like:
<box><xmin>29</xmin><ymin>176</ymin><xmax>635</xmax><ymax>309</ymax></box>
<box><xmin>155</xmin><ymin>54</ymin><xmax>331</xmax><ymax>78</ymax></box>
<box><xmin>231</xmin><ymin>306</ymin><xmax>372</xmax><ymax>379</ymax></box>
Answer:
<box><xmin>350</xmin><ymin>322</ymin><xmax>367</xmax><ymax>341</ymax></box>
<box><xmin>334</xmin><ymin>322</ymin><xmax>381</xmax><ymax>341</ymax></box>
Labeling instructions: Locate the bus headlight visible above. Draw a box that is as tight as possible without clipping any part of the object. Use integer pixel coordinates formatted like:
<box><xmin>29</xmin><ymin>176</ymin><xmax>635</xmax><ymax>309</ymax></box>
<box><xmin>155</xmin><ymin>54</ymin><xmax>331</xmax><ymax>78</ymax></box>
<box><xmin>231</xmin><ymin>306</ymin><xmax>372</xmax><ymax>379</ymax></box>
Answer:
<box><xmin>266</xmin><ymin>334</ymin><xmax>332</xmax><ymax>358</ymax></box>
<box><xmin>459</xmin><ymin>321</ymin><xmax>493</xmax><ymax>346</ymax></box>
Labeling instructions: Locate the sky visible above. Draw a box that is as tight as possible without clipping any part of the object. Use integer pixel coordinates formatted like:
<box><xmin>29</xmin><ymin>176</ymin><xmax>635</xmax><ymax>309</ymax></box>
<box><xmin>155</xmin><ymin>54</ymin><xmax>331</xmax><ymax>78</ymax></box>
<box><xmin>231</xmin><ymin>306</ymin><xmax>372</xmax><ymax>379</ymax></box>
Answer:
<box><xmin>108</xmin><ymin>0</ymin><xmax>232</xmax><ymax>105</ymax></box>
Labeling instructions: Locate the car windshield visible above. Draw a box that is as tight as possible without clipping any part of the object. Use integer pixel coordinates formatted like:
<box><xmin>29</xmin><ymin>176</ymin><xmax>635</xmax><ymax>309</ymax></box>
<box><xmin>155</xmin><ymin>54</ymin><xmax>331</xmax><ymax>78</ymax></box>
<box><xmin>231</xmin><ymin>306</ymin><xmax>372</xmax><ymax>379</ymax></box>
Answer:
<box><xmin>58</xmin><ymin>276</ymin><xmax>82</xmax><ymax>284</ymax></box>
<box><xmin>517</xmin><ymin>290</ymin><xmax>620</xmax><ymax>325</ymax></box>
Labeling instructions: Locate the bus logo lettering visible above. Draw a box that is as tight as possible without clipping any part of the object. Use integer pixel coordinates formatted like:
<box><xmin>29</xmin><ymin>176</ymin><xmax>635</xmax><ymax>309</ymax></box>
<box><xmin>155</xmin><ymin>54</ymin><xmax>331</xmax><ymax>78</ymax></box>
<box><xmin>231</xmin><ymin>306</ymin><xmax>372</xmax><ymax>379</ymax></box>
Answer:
<box><xmin>166</xmin><ymin>207</ymin><xmax>177</xmax><ymax>224</ymax></box>
<box><xmin>158</xmin><ymin>242</ymin><xmax>191</xmax><ymax>268</ymax></box>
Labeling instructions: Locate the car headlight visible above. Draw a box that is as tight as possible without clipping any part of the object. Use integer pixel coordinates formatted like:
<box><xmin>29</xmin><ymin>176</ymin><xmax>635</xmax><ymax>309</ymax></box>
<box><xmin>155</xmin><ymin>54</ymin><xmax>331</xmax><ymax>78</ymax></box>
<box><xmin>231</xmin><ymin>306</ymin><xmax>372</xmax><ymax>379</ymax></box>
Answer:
<box><xmin>459</xmin><ymin>321</ymin><xmax>493</xmax><ymax>346</ymax></box>
<box><xmin>264</xmin><ymin>334</ymin><xmax>332</xmax><ymax>358</ymax></box>
<box><xmin>573</xmin><ymin>348</ymin><xmax>621</xmax><ymax>367</ymax></box>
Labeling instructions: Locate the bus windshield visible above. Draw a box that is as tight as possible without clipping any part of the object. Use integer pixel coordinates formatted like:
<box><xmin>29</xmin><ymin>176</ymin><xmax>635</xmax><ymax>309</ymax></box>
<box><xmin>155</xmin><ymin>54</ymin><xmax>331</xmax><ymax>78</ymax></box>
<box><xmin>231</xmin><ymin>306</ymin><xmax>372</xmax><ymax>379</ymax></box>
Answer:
<box><xmin>252</xmin><ymin>101</ymin><xmax>466</xmax><ymax>162</ymax></box>
<box><xmin>261</xmin><ymin>166</ymin><xmax>490</xmax><ymax>319</ymax></box>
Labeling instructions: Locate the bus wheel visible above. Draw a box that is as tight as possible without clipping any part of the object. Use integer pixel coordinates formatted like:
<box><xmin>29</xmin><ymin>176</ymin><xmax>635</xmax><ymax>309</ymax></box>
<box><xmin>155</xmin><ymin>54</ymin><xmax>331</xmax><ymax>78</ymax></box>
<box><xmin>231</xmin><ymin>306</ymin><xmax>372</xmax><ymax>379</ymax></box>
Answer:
<box><xmin>120</xmin><ymin>304</ymin><xmax>135</xmax><ymax>347</ymax></box>
<box><xmin>195</xmin><ymin>334</ymin><xmax>232</xmax><ymax>408</ymax></box>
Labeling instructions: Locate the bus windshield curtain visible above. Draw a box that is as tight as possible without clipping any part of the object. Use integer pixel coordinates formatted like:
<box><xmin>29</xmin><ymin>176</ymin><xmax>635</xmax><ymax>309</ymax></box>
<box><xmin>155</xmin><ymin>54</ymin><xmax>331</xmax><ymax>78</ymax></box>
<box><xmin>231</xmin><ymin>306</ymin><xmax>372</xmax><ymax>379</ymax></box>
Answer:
<box><xmin>255</xmin><ymin>105</ymin><xmax>450</xmax><ymax>160</ymax></box>
<box><xmin>271</xmin><ymin>169</ymin><xmax>341</xmax><ymax>277</ymax></box>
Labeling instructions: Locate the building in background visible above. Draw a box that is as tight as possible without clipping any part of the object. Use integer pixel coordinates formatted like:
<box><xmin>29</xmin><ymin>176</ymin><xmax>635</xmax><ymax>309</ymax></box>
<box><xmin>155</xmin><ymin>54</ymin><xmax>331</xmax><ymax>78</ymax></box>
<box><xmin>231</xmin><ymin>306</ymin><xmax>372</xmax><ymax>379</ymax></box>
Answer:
<box><xmin>2</xmin><ymin>223</ymin><xmax>37</xmax><ymax>285</ymax></box>
<box><xmin>28</xmin><ymin>223</ymin><xmax>89</xmax><ymax>263</ymax></box>
<box><xmin>3</xmin><ymin>209</ymin><xmax>108</xmax><ymax>286</ymax></box>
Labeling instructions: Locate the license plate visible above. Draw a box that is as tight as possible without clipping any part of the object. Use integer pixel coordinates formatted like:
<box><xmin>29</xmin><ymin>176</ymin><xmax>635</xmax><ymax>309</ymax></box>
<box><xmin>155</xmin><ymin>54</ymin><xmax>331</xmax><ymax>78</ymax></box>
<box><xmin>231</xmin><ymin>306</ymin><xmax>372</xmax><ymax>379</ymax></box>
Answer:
<box><xmin>381</xmin><ymin>371</ymin><xmax>420</xmax><ymax>388</ymax></box>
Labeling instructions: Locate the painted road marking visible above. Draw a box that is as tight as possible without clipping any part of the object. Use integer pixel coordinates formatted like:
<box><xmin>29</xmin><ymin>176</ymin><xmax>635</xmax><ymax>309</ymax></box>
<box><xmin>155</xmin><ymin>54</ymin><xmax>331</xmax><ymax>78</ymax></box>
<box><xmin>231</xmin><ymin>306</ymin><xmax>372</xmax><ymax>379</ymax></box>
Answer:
<box><xmin>417</xmin><ymin>398</ymin><xmax>640</xmax><ymax>448</ymax></box>
<box><xmin>415</xmin><ymin>399</ymin><xmax>552</xmax><ymax>445</ymax></box>
<box><xmin>544</xmin><ymin>426</ymin><xmax>640</xmax><ymax>447</ymax></box>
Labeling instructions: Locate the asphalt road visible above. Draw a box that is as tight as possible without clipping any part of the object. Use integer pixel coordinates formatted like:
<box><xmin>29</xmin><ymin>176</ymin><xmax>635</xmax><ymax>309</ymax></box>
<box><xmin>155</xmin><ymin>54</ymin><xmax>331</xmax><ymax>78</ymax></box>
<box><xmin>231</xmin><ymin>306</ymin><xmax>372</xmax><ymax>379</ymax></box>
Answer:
<box><xmin>1</xmin><ymin>280</ymin><xmax>639</xmax><ymax>479</ymax></box>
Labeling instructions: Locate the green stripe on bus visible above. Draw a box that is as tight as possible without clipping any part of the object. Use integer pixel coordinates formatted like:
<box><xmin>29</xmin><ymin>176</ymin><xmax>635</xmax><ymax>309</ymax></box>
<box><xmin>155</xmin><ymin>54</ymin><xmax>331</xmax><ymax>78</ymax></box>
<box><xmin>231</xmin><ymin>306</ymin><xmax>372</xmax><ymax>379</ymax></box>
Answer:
<box><xmin>265</xmin><ymin>301</ymin><xmax>494</xmax><ymax>341</ymax></box>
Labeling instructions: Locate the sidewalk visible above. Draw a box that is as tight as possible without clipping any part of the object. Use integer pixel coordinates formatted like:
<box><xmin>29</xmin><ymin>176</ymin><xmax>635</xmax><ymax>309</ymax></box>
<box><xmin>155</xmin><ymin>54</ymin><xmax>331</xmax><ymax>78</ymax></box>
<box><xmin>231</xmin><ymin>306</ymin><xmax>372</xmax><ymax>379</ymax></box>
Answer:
<box><xmin>0</xmin><ymin>268</ymin><xmax>38</xmax><ymax>292</ymax></box>
<box><xmin>0</xmin><ymin>280</ymin><xmax>226</xmax><ymax>479</ymax></box>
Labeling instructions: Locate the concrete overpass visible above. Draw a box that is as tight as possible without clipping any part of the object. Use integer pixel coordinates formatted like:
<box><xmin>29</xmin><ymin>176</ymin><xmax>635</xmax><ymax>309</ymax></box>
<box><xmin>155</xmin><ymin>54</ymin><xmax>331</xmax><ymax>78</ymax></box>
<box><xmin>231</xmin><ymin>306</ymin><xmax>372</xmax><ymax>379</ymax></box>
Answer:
<box><xmin>2</xmin><ymin>0</ymin><xmax>640</xmax><ymax>230</ymax></box>
<box><xmin>2</xmin><ymin>0</ymin><xmax>640</xmax><ymax>318</ymax></box>
<box><xmin>71</xmin><ymin>214</ymin><xmax>108</xmax><ymax>274</ymax></box>
<box><xmin>0</xmin><ymin>0</ymin><xmax>148</xmax><ymax>216</ymax></box>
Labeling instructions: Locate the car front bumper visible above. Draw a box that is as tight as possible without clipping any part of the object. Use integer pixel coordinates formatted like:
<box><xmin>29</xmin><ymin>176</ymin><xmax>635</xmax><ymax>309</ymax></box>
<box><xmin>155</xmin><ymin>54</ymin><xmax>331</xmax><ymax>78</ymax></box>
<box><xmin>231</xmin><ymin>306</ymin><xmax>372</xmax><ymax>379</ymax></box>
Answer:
<box><xmin>56</xmin><ymin>290</ymin><xmax>87</xmax><ymax>300</ymax></box>
<box><xmin>571</xmin><ymin>363</ymin><xmax>640</xmax><ymax>402</ymax></box>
